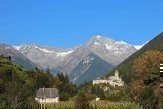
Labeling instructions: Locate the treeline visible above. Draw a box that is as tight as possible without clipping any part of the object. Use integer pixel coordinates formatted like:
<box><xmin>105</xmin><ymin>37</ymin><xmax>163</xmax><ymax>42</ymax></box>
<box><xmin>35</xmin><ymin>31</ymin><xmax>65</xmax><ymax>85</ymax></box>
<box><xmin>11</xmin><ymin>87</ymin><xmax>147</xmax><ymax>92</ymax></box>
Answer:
<box><xmin>0</xmin><ymin>56</ymin><xmax>77</xmax><ymax>108</ymax></box>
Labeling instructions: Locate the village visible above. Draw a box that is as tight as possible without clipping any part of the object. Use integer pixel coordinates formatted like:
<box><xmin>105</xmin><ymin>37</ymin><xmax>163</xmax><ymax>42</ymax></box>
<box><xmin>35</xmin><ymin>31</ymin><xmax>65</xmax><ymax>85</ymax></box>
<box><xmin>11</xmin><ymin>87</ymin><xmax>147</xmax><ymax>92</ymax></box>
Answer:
<box><xmin>35</xmin><ymin>70</ymin><xmax>124</xmax><ymax>104</ymax></box>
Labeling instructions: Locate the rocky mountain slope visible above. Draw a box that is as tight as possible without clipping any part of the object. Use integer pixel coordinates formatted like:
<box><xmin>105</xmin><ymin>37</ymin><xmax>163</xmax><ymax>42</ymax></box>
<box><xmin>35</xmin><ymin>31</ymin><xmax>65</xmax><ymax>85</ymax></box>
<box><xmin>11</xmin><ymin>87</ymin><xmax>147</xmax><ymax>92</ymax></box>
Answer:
<box><xmin>0</xmin><ymin>43</ymin><xmax>35</xmax><ymax>69</ymax></box>
<box><xmin>55</xmin><ymin>35</ymin><xmax>137</xmax><ymax>75</ymax></box>
<box><xmin>14</xmin><ymin>44</ymin><xmax>75</xmax><ymax>69</ymax></box>
<box><xmin>69</xmin><ymin>52</ymin><xmax>114</xmax><ymax>85</ymax></box>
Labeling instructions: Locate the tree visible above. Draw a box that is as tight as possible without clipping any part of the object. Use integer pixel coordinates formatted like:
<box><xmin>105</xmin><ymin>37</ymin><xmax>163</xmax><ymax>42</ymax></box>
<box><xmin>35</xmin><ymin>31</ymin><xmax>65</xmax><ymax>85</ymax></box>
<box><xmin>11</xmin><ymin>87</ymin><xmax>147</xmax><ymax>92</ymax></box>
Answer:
<box><xmin>133</xmin><ymin>50</ymin><xmax>163</xmax><ymax>84</ymax></box>
<box><xmin>132</xmin><ymin>50</ymin><xmax>163</xmax><ymax>108</ymax></box>
<box><xmin>59</xmin><ymin>92</ymin><xmax>69</xmax><ymax>101</ymax></box>
<box><xmin>46</xmin><ymin>67</ymin><xmax>50</xmax><ymax>74</ymax></box>
<box><xmin>98</xmin><ymin>88</ymin><xmax>105</xmax><ymax>100</ymax></box>
<box><xmin>56</xmin><ymin>73</ymin><xmax>77</xmax><ymax>101</ymax></box>
<box><xmin>139</xmin><ymin>86</ymin><xmax>158</xmax><ymax>108</ymax></box>
<box><xmin>131</xmin><ymin>79</ymin><xmax>144</xmax><ymax>101</ymax></box>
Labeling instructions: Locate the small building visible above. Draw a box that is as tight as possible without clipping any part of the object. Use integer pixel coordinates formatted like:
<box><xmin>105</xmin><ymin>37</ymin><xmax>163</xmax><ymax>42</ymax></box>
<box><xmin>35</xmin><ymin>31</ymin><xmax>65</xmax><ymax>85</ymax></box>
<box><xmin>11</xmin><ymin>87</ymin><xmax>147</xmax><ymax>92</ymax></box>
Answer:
<box><xmin>95</xmin><ymin>97</ymin><xmax>100</xmax><ymax>101</ymax></box>
<box><xmin>93</xmin><ymin>70</ymin><xmax>124</xmax><ymax>87</ymax></box>
<box><xmin>160</xmin><ymin>83</ymin><xmax>163</xmax><ymax>88</ymax></box>
<box><xmin>35</xmin><ymin>88</ymin><xmax>59</xmax><ymax>103</ymax></box>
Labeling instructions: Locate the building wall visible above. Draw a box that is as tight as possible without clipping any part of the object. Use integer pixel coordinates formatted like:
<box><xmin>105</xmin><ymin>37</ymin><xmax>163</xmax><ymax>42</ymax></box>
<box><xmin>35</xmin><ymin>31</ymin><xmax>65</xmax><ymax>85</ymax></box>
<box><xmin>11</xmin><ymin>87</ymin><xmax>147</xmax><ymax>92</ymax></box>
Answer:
<box><xmin>35</xmin><ymin>97</ymin><xmax>59</xmax><ymax>104</ymax></box>
<box><xmin>93</xmin><ymin>80</ymin><xmax>109</xmax><ymax>85</ymax></box>
<box><xmin>93</xmin><ymin>79</ymin><xmax>124</xmax><ymax>87</ymax></box>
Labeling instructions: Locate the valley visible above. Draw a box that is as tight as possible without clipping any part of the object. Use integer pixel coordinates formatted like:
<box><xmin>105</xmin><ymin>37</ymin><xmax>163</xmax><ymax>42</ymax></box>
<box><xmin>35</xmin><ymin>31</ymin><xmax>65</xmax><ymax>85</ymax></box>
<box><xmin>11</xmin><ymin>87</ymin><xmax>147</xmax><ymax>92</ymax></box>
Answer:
<box><xmin>0</xmin><ymin>33</ymin><xmax>163</xmax><ymax>109</ymax></box>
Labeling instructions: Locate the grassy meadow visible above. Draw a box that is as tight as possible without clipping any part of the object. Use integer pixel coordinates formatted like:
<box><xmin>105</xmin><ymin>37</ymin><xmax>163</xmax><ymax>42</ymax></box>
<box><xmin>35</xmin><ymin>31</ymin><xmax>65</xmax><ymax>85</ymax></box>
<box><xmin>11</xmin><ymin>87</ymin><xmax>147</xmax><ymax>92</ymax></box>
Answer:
<box><xmin>20</xmin><ymin>101</ymin><xmax>141</xmax><ymax>109</ymax></box>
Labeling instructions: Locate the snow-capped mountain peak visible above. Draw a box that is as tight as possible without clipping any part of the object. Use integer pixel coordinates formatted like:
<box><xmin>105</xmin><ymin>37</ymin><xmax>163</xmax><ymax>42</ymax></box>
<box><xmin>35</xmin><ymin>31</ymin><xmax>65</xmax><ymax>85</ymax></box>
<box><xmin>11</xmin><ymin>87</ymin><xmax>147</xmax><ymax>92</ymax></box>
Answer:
<box><xmin>14</xmin><ymin>44</ymin><xmax>75</xmax><ymax>57</ymax></box>
<box><xmin>13</xmin><ymin>46</ymin><xmax>21</xmax><ymax>50</ymax></box>
<box><xmin>88</xmin><ymin>35</ymin><xmax>114</xmax><ymax>46</ymax></box>
<box><xmin>13</xmin><ymin>35</ymin><xmax>138</xmax><ymax>76</ymax></box>
<box><xmin>117</xmin><ymin>41</ymin><xmax>128</xmax><ymax>45</ymax></box>
<box><xmin>85</xmin><ymin>35</ymin><xmax>137</xmax><ymax>65</ymax></box>
<box><xmin>95</xmin><ymin>35</ymin><xmax>102</xmax><ymax>38</ymax></box>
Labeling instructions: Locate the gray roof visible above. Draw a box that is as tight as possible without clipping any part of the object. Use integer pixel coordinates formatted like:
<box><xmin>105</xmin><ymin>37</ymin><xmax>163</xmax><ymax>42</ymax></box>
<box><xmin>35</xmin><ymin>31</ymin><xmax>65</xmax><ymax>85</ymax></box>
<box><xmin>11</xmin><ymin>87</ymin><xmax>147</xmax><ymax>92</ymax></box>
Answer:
<box><xmin>36</xmin><ymin>88</ymin><xmax>59</xmax><ymax>99</ymax></box>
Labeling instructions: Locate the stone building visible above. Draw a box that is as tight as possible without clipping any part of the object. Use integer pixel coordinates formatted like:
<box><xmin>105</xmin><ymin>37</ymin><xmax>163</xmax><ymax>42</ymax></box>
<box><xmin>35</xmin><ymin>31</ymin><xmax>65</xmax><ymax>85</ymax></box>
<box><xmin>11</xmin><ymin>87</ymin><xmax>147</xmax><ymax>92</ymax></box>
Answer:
<box><xmin>93</xmin><ymin>70</ymin><xmax>124</xmax><ymax>87</ymax></box>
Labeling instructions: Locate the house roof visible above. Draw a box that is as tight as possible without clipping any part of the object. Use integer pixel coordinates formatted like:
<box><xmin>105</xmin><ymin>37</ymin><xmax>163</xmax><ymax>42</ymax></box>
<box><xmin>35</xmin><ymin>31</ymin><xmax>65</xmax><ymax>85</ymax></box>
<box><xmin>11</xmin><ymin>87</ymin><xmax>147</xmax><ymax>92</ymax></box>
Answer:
<box><xmin>36</xmin><ymin>88</ymin><xmax>59</xmax><ymax>99</ymax></box>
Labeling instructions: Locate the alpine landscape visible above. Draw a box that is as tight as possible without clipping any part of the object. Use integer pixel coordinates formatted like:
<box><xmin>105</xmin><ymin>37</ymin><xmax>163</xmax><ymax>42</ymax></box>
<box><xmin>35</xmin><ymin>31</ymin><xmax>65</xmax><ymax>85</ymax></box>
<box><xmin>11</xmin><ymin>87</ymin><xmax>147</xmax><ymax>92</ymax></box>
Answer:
<box><xmin>0</xmin><ymin>0</ymin><xmax>163</xmax><ymax>109</ymax></box>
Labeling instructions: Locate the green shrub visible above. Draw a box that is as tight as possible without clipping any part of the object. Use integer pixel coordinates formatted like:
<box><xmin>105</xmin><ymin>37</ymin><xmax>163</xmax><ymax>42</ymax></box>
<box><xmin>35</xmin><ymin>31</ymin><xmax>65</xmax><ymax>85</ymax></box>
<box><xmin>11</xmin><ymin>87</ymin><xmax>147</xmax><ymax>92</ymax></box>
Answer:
<box><xmin>74</xmin><ymin>92</ymin><xmax>90</xmax><ymax>109</ymax></box>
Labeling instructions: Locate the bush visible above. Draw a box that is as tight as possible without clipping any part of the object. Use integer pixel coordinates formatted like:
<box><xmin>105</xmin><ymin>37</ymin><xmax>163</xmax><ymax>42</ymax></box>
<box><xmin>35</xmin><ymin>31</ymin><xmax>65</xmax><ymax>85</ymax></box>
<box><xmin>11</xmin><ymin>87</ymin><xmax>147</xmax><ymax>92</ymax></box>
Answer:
<box><xmin>59</xmin><ymin>92</ymin><xmax>69</xmax><ymax>101</ymax></box>
<box><xmin>74</xmin><ymin>92</ymin><xmax>90</xmax><ymax>109</ymax></box>
<box><xmin>0</xmin><ymin>100</ymin><xmax>10</xmax><ymax>109</ymax></box>
<box><xmin>139</xmin><ymin>86</ymin><xmax>158</xmax><ymax>108</ymax></box>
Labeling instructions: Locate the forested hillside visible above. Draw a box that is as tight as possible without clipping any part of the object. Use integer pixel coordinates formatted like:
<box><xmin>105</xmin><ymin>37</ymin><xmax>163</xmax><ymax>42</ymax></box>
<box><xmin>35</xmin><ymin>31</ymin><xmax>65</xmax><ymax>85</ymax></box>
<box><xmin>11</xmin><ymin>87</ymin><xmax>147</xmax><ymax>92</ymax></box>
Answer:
<box><xmin>0</xmin><ymin>56</ymin><xmax>77</xmax><ymax>108</ymax></box>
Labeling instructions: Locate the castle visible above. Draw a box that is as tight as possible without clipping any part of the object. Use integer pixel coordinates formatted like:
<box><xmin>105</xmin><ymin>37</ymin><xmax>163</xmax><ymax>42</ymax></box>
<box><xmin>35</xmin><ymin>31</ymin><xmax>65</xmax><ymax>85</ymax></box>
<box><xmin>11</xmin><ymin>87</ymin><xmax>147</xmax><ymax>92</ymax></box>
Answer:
<box><xmin>93</xmin><ymin>70</ymin><xmax>124</xmax><ymax>87</ymax></box>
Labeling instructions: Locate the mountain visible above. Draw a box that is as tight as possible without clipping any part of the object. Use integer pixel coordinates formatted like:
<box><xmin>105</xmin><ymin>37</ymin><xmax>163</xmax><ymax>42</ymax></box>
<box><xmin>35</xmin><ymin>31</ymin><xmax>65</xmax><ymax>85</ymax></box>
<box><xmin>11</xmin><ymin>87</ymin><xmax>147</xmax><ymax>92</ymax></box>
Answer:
<box><xmin>105</xmin><ymin>32</ymin><xmax>163</xmax><ymax>83</ymax></box>
<box><xmin>69</xmin><ymin>52</ymin><xmax>114</xmax><ymax>85</ymax></box>
<box><xmin>85</xmin><ymin>35</ymin><xmax>137</xmax><ymax>65</ymax></box>
<box><xmin>54</xmin><ymin>46</ymin><xmax>91</xmax><ymax>75</ymax></box>
<box><xmin>0</xmin><ymin>43</ymin><xmax>35</xmax><ymax>69</ymax></box>
<box><xmin>14</xmin><ymin>35</ymin><xmax>137</xmax><ymax>84</ymax></box>
<box><xmin>14</xmin><ymin>44</ymin><xmax>76</xmax><ymax>69</ymax></box>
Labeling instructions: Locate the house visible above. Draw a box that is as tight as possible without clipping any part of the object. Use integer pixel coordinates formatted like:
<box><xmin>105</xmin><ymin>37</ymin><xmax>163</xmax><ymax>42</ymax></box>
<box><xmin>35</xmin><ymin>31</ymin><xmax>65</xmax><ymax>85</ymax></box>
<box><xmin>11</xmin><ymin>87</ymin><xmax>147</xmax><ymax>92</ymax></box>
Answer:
<box><xmin>93</xmin><ymin>70</ymin><xmax>124</xmax><ymax>87</ymax></box>
<box><xmin>95</xmin><ymin>97</ymin><xmax>100</xmax><ymax>101</ymax></box>
<box><xmin>35</xmin><ymin>88</ymin><xmax>59</xmax><ymax>103</ymax></box>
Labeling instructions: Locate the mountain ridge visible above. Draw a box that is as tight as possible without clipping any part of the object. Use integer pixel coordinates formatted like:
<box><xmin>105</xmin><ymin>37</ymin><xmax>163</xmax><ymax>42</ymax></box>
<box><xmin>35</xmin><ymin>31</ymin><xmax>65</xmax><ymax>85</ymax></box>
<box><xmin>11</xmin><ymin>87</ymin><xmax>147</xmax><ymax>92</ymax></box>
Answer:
<box><xmin>8</xmin><ymin>35</ymin><xmax>140</xmax><ymax>84</ymax></box>
<box><xmin>14</xmin><ymin>35</ymin><xmax>137</xmax><ymax>69</ymax></box>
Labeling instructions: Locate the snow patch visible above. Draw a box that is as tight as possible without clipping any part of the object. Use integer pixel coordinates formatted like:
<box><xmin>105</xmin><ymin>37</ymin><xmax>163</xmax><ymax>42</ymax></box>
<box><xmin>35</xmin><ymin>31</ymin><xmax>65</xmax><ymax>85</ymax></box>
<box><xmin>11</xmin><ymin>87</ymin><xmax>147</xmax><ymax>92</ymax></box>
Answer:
<box><xmin>117</xmin><ymin>41</ymin><xmax>128</xmax><ymax>45</ymax></box>
<box><xmin>94</xmin><ymin>42</ymin><xmax>100</xmax><ymax>46</ymax></box>
<box><xmin>95</xmin><ymin>35</ymin><xmax>102</xmax><ymax>38</ymax></box>
<box><xmin>134</xmin><ymin>41</ymin><xmax>148</xmax><ymax>50</ymax></box>
<box><xmin>134</xmin><ymin>45</ymin><xmax>143</xmax><ymax>50</ymax></box>
<box><xmin>34</xmin><ymin>46</ymin><xmax>55</xmax><ymax>53</ymax></box>
<box><xmin>56</xmin><ymin>50</ymin><xmax>74</xmax><ymax>57</ymax></box>
<box><xmin>83</xmin><ymin>56</ymin><xmax>94</xmax><ymax>64</ymax></box>
<box><xmin>105</xmin><ymin>44</ymin><xmax>112</xmax><ymax>50</ymax></box>
<box><xmin>13</xmin><ymin>46</ymin><xmax>21</xmax><ymax>50</ymax></box>
<box><xmin>114</xmin><ymin>51</ymin><xmax>122</xmax><ymax>54</ymax></box>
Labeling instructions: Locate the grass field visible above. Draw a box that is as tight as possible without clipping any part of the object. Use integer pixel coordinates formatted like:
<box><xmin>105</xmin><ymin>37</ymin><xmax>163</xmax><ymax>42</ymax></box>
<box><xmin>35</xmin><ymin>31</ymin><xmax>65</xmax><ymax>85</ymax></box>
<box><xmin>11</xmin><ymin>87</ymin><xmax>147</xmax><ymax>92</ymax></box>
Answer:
<box><xmin>43</xmin><ymin>101</ymin><xmax>141</xmax><ymax>109</ymax></box>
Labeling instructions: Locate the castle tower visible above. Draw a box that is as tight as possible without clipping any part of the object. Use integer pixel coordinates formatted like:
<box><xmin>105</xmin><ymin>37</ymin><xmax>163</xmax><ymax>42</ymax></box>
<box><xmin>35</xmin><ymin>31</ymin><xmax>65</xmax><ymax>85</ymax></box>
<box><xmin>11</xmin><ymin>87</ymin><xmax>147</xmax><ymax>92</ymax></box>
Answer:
<box><xmin>114</xmin><ymin>70</ymin><xmax>119</xmax><ymax>78</ymax></box>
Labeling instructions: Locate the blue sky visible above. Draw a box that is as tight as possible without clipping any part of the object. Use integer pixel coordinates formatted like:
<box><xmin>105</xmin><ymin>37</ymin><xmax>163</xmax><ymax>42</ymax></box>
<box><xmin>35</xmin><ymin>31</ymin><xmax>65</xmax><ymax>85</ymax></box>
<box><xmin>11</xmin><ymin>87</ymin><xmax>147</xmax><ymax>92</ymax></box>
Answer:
<box><xmin>0</xmin><ymin>0</ymin><xmax>162</xmax><ymax>48</ymax></box>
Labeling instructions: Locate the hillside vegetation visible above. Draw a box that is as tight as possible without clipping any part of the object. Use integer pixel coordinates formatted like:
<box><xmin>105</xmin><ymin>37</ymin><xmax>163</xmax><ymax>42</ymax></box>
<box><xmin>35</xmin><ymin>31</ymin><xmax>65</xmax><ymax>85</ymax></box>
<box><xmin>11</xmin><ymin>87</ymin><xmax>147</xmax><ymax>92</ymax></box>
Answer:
<box><xmin>0</xmin><ymin>56</ymin><xmax>77</xmax><ymax>108</ymax></box>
